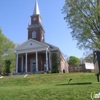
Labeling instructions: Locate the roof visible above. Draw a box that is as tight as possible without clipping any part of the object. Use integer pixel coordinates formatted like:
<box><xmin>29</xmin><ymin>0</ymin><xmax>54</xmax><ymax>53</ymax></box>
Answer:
<box><xmin>44</xmin><ymin>42</ymin><xmax>59</xmax><ymax>49</ymax></box>
<box><xmin>16</xmin><ymin>39</ymin><xmax>49</xmax><ymax>51</ymax></box>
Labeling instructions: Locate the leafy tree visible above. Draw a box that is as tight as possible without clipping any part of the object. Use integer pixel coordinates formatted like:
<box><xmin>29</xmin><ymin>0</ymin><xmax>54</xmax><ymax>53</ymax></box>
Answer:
<box><xmin>3</xmin><ymin>38</ymin><xmax>16</xmax><ymax>72</ymax></box>
<box><xmin>84</xmin><ymin>53</ymin><xmax>93</xmax><ymax>63</ymax></box>
<box><xmin>0</xmin><ymin>29</ymin><xmax>5</xmax><ymax>59</ymax></box>
<box><xmin>68</xmin><ymin>56</ymin><xmax>81</xmax><ymax>66</ymax></box>
<box><xmin>4</xmin><ymin>59</ymin><xmax>11</xmax><ymax>75</ymax></box>
<box><xmin>0</xmin><ymin>28</ymin><xmax>15</xmax><ymax>74</ymax></box>
<box><xmin>51</xmin><ymin>54</ymin><xmax>61</xmax><ymax>73</ymax></box>
<box><xmin>0</xmin><ymin>29</ymin><xmax>5</xmax><ymax>73</ymax></box>
<box><xmin>62</xmin><ymin>0</ymin><xmax>100</xmax><ymax>51</ymax></box>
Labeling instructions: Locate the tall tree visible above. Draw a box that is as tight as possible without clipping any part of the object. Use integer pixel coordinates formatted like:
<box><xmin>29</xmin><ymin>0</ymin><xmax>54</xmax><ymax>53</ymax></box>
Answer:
<box><xmin>0</xmin><ymin>29</ymin><xmax>5</xmax><ymax>59</ymax></box>
<box><xmin>0</xmin><ymin>29</ymin><xmax>5</xmax><ymax>73</ymax></box>
<box><xmin>51</xmin><ymin>54</ymin><xmax>61</xmax><ymax>73</ymax></box>
<box><xmin>84</xmin><ymin>53</ymin><xmax>93</xmax><ymax>63</ymax></box>
<box><xmin>0</xmin><ymin>28</ymin><xmax>15</xmax><ymax>74</ymax></box>
<box><xmin>4</xmin><ymin>59</ymin><xmax>11</xmax><ymax>75</ymax></box>
<box><xmin>68</xmin><ymin>56</ymin><xmax>81</xmax><ymax>66</ymax></box>
<box><xmin>62</xmin><ymin>0</ymin><xmax>100</xmax><ymax>51</ymax></box>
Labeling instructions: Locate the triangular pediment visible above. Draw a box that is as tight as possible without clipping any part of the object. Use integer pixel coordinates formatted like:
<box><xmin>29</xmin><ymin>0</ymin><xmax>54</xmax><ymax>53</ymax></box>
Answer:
<box><xmin>16</xmin><ymin>39</ymin><xmax>49</xmax><ymax>51</ymax></box>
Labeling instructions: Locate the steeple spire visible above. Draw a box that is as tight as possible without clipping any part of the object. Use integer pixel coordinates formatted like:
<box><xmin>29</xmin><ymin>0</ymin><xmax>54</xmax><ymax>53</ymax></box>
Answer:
<box><xmin>33</xmin><ymin>0</ymin><xmax>40</xmax><ymax>15</ymax></box>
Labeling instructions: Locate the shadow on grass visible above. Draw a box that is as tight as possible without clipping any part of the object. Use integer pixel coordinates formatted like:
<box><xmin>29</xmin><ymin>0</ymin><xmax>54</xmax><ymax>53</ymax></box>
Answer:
<box><xmin>56</xmin><ymin>82</ymin><xmax>92</xmax><ymax>86</ymax></box>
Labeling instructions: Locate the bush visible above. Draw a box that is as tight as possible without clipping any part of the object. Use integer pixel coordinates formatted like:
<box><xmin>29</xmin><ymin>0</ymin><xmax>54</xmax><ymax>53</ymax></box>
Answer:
<box><xmin>4</xmin><ymin>59</ymin><xmax>11</xmax><ymax>75</ymax></box>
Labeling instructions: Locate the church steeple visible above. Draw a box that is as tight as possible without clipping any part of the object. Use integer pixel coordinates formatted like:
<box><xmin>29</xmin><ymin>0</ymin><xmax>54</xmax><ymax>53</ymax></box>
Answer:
<box><xmin>27</xmin><ymin>0</ymin><xmax>45</xmax><ymax>42</ymax></box>
<box><xmin>33</xmin><ymin>0</ymin><xmax>40</xmax><ymax>15</ymax></box>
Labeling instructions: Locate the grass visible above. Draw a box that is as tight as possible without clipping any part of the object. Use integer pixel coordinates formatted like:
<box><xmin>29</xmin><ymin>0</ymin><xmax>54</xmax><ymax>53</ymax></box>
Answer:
<box><xmin>0</xmin><ymin>73</ymin><xmax>99</xmax><ymax>100</ymax></box>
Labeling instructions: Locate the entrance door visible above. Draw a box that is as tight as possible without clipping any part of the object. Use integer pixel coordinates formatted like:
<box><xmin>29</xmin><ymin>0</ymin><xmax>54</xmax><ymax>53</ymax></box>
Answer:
<box><xmin>32</xmin><ymin>63</ymin><xmax>36</xmax><ymax>72</ymax></box>
<box><xmin>31</xmin><ymin>60</ymin><xmax>36</xmax><ymax>73</ymax></box>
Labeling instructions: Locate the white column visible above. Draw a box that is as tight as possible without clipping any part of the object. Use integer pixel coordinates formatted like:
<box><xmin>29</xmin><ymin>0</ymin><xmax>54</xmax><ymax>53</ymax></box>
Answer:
<box><xmin>46</xmin><ymin>50</ymin><xmax>48</xmax><ymax>71</ymax></box>
<box><xmin>21</xmin><ymin>56</ymin><xmax>23</xmax><ymax>72</ymax></box>
<box><xmin>36</xmin><ymin>51</ymin><xmax>38</xmax><ymax>71</ymax></box>
<box><xmin>16</xmin><ymin>53</ymin><xmax>18</xmax><ymax>73</ymax></box>
<box><xmin>25</xmin><ymin>53</ymin><xmax>27</xmax><ymax>72</ymax></box>
<box><xmin>49</xmin><ymin>52</ymin><xmax>52</xmax><ymax>71</ymax></box>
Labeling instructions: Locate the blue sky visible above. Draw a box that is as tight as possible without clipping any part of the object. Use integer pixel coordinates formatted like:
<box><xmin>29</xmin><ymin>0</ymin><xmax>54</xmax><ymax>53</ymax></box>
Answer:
<box><xmin>0</xmin><ymin>0</ymin><xmax>84</xmax><ymax>58</ymax></box>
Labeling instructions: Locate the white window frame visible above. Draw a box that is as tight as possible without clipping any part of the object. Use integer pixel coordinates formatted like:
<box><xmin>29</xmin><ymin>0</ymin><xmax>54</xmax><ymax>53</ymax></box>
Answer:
<box><xmin>32</xmin><ymin>31</ymin><xmax>36</xmax><ymax>38</ymax></box>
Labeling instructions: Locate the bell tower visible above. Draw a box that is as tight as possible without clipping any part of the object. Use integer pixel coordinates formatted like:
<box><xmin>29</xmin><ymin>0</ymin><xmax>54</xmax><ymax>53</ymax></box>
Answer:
<box><xmin>28</xmin><ymin>0</ymin><xmax>45</xmax><ymax>42</ymax></box>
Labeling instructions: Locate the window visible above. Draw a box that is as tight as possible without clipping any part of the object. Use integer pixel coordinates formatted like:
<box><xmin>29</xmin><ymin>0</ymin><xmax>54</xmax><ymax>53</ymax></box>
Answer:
<box><xmin>41</xmin><ymin>34</ymin><xmax>44</xmax><ymax>40</ymax></box>
<box><xmin>32</xmin><ymin>31</ymin><xmax>36</xmax><ymax>38</ymax></box>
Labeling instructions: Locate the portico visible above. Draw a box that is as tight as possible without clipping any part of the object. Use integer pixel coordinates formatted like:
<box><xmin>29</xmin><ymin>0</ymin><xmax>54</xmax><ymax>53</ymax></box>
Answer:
<box><xmin>15</xmin><ymin>39</ymin><xmax>51</xmax><ymax>73</ymax></box>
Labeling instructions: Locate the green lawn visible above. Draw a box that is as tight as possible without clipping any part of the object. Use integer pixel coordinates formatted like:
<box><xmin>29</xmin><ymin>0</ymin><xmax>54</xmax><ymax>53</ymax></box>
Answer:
<box><xmin>0</xmin><ymin>73</ymin><xmax>99</xmax><ymax>100</ymax></box>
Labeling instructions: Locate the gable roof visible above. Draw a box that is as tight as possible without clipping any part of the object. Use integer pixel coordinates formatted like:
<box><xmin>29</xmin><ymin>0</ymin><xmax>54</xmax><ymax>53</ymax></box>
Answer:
<box><xmin>44</xmin><ymin>42</ymin><xmax>59</xmax><ymax>50</ymax></box>
<box><xmin>16</xmin><ymin>39</ymin><xmax>49</xmax><ymax>51</ymax></box>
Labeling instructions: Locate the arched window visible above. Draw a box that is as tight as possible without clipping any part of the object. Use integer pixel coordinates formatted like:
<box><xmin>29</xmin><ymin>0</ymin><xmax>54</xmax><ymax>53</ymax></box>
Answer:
<box><xmin>32</xmin><ymin>31</ymin><xmax>36</xmax><ymax>38</ymax></box>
